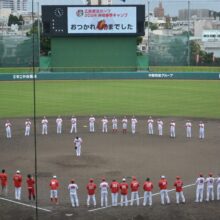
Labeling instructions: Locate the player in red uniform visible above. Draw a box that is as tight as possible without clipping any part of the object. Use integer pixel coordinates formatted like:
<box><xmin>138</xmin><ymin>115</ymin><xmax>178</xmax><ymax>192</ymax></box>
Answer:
<box><xmin>110</xmin><ymin>179</ymin><xmax>120</xmax><ymax>206</ymax></box>
<box><xmin>86</xmin><ymin>178</ymin><xmax>97</xmax><ymax>207</ymax></box>
<box><xmin>50</xmin><ymin>175</ymin><xmax>59</xmax><ymax>204</ymax></box>
<box><xmin>0</xmin><ymin>169</ymin><xmax>8</xmax><ymax>196</ymax></box>
<box><xmin>13</xmin><ymin>170</ymin><xmax>22</xmax><ymax>200</ymax></box>
<box><xmin>130</xmin><ymin>176</ymin><xmax>140</xmax><ymax>206</ymax></box>
<box><xmin>26</xmin><ymin>174</ymin><xmax>35</xmax><ymax>200</ymax></box>
<box><xmin>174</xmin><ymin>176</ymin><xmax>185</xmax><ymax>204</ymax></box>
<box><xmin>120</xmin><ymin>178</ymin><xmax>129</xmax><ymax>206</ymax></box>
<box><xmin>143</xmin><ymin>177</ymin><xmax>153</xmax><ymax>206</ymax></box>
<box><xmin>158</xmin><ymin>175</ymin><xmax>170</xmax><ymax>205</ymax></box>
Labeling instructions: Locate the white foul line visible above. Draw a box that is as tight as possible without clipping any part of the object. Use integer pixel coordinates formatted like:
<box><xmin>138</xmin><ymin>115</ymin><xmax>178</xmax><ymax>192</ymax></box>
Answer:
<box><xmin>0</xmin><ymin>197</ymin><xmax>52</xmax><ymax>213</ymax></box>
<box><xmin>88</xmin><ymin>182</ymin><xmax>196</xmax><ymax>212</ymax></box>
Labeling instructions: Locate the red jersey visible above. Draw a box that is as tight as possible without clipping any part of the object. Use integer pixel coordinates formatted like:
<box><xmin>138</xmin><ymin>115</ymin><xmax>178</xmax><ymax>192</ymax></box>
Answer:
<box><xmin>130</xmin><ymin>180</ymin><xmax>140</xmax><ymax>192</ymax></box>
<box><xmin>50</xmin><ymin>179</ymin><xmax>59</xmax><ymax>190</ymax></box>
<box><xmin>110</xmin><ymin>181</ymin><xmax>120</xmax><ymax>193</ymax></box>
<box><xmin>13</xmin><ymin>174</ymin><xmax>22</xmax><ymax>188</ymax></box>
<box><xmin>174</xmin><ymin>180</ymin><xmax>183</xmax><ymax>192</ymax></box>
<box><xmin>86</xmin><ymin>183</ymin><xmax>97</xmax><ymax>195</ymax></box>
<box><xmin>143</xmin><ymin>181</ymin><xmax>153</xmax><ymax>192</ymax></box>
<box><xmin>27</xmin><ymin>178</ymin><xmax>35</xmax><ymax>189</ymax></box>
<box><xmin>120</xmin><ymin>182</ymin><xmax>129</xmax><ymax>195</ymax></box>
<box><xmin>158</xmin><ymin>179</ymin><xmax>168</xmax><ymax>190</ymax></box>
<box><xmin>0</xmin><ymin>173</ymin><xmax>8</xmax><ymax>186</ymax></box>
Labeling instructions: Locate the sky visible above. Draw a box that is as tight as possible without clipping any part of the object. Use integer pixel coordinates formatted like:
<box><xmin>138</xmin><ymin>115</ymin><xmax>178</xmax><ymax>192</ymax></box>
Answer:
<box><xmin>36</xmin><ymin>0</ymin><xmax>220</xmax><ymax>16</ymax></box>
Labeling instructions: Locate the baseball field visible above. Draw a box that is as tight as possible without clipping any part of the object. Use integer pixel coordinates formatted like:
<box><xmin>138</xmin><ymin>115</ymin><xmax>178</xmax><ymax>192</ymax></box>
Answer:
<box><xmin>0</xmin><ymin>79</ymin><xmax>220</xmax><ymax>220</ymax></box>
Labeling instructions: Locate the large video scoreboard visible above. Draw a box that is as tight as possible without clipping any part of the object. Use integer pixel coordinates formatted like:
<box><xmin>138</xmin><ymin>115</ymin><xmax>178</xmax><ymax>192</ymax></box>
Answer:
<box><xmin>42</xmin><ymin>5</ymin><xmax>145</xmax><ymax>37</ymax></box>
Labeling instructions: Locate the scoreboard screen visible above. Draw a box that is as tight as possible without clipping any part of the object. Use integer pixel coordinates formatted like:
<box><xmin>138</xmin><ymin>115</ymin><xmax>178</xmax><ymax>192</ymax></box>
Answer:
<box><xmin>42</xmin><ymin>5</ymin><xmax>145</xmax><ymax>37</ymax></box>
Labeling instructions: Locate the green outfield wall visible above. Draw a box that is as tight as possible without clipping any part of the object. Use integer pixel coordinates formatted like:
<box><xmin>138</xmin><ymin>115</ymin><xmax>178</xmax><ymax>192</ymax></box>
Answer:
<box><xmin>0</xmin><ymin>72</ymin><xmax>219</xmax><ymax>81</ymax></box>
<box><xmin>51</xmin><ymin>37</ymin><xmax>137</xmax><ymax>72</ymax></box>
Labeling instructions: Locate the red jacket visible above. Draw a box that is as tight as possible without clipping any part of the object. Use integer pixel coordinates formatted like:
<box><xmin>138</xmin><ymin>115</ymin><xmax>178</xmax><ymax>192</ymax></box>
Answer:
<box><xmin>27</xmin><ymin>177</ymin><xmax>35</xmax><ymax>189</ymax></box>
<box><xmin>50</xmin><ymin>179</ymin><xmax>59</xmax><ymax>190</ymax></box>
<box><xmin>0</xmin><ymin>173</ymin><xmax>8</xmax><ymax>186</ymax></box>
<box><xmin>130</xmin><ymin>180</ymin><xmax>140</xmax><ymax>192</ymax></box>
<box><xmin>174</xmin><ymin>180</ymin><xmax>183</xmax><ymax>192</ymax></box>
<box><xmin>143</xmin><ymin>181</ymin><xmax>153</xmax><ymax>192</ymax></box>
<box><xmin>87</xmin><ymin>183</ymin><xmax>97</xmax><ymax>195</ymax></box>
<box><xmin>120</xmin><ymin>182</ymin><xmax>129</xmax><ymax>195</ymax></box>
<box><xmin>13</xmin><ymin>174</ymin><xmax>22</xmax><ymax>188</ymax></box>
<box><xmin>110</xmin><ymin>181</ymin><xmax>120</xmax><ymax>193</ymax></box>
<box><xmin>158</xmin><ymin>179</ymin><xmax>168</xmax><ymax>190</ymax></box>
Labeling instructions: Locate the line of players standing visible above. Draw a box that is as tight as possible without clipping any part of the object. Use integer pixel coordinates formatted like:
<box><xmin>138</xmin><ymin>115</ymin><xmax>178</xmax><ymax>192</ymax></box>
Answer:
<box><xmin>1</xmin><ymin>170</ymin><xmax>219</xmax><ymax>208</ymax></box>
<box><xmin>4</xmin><ymin>115</ymin><xmax>205</xmax><ymax>139</ymax></box>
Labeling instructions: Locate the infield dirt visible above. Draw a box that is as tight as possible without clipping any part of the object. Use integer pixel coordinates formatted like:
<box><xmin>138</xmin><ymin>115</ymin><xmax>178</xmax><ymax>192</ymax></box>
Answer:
<box><xmin>0</xmin><ymin>116</ymin><xmax>220</xmax><ymax>220</ymax></box>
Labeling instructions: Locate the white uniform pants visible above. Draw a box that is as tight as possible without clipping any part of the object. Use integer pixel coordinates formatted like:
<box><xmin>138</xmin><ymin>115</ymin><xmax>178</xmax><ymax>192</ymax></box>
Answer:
<box><xmin>6</xmin><ymin>127</ymin><xmax>11</xmax><ymax>138</ymax></box>
<box><xmin>120</xmin><ymin>195</ymin><xmax>128</xmax><ymax>206</ymax></box>
<box><xmin>217</xmin><ymin>186</ymin><xmax>220</xmax><ymax>200</ymax></box>
<box><xmin>160</xmin><ymin>190</ymin><xmax>170</xmax><ymax>204</ymax></box>
<box><xmin>102</xmin><ymin>124</ymin><xmax>108</xmax><ymax>133</ymax></box>
<box><xmin>15</xmin><ymin>187</ymin><xmax>21</xmax><ymax>200</ymax></box>
<box><xmin>57</xmin><ymin>124</ymin><xmax>62</xmax><ymax>134</ymax></box>
<box><xmin>143</xmin><ymin>191</ymin><xmax>152</xmax><ymax>206</ymax></box>
<box><xmin>70</xmin><ymin>124</ymin><xmax>77</xmax><ymax>133</ymax></box>
<box><xmin>70</xmin><ymin>193</ymin><xmax>79</xmax><ymax>207</ymax></box>
<box><xmin>111</xmin><ymin>193</ymin><xmax>118</xmax><ymax>206</ymax></box>
<box><xmin>101</xmin><ymin>192</ymin><xmax>108</xmax><ymax>207</ymax></box>
<box><xmin>25</xmin><ymin>126</ymin><xmax>30</xmax><ymax>136</ymax></box>
<box><xmin>87</xmin><ymin>195</ymin><xmax>96</xmax><ymax>206</ymax></box>
<box><xmin>176</xmin><ymin>191</ymin><xmax>185</xmax><ymax>204</ymax></box>
<box><xmin>158</xmin><ymin>125</ymin><xmax>163</xmax><ymax>136</ymax></box>
<box><xmin>196</xmin><ymin>187</ymin><xmax>204</xmax><ymax>202</ymax></box>
<box><xmin>75</xmin><ymin>146</ymin><xmax>81</xmax><ymax>157</ymax></box>
<box><xmin>89</xmin><ymin>123</ymin><xmax>95</xmax><ymax>132</ymax></box>
<box><xmin>130</xmin><ymin>191</ymin><xmax>139</xmax><ymax>206</ymax></box>
<box><xmin>148</xmin><ymin>124</ymin><xmax>153</xmax><ymax>134</ymax></box>
<box><xmin>199</xmin><ymin>128</ymin><xmax>204</xmax><ymax>139</ymax></box>
<box><xmin>170</xmin><ymin>127</ymin><xmax>175</xmax><ymax>138</ymax></box>
<box><xmin>42</xmin><ymin>125</ymin><xmax>47</xmax><ymax>135</ymax></box>
<box><xmin>186</xmin><ymin>127</ymin><xmax>192</xmax><ymax>138</ymax></box>
<box><xmin>131</xmin><ymin>125</ymin><xmax>136</xmax><ymax>134</ymax></box>
<box><xmin>112</xmin><ymin>124</ymin><xmax>117</xmax><ymax>131</ymax></box>
<box><xmin>206</xmin><ymin>187</ymin><xmax>214</xmax><ymax>201</ymax></box>
<box><xmin>50</xmin><ymin>190</ymin><xmax>58</xmax><ymax>198</ymax></box>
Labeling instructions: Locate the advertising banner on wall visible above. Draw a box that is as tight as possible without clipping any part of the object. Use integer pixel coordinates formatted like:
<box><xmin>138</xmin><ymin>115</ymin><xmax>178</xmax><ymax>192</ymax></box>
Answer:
<box><xmin>67</xmin><ymin>7</ymin><xmax>137</xmax><ymax>34</ymax></box>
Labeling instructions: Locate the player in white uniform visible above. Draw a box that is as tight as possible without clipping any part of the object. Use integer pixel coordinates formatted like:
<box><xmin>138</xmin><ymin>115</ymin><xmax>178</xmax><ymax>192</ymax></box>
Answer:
<box><xmin>100</xmin><ymin>178</ymin><xmax>109</xmax><ymax>207</ymax></box>
<box><xmin>56</xmin><ymin>116</ymin><xmax>63</xmax><ymax>134</ymax></box>
<box><xmin>112</xmin><ymin>116</ymin><xmax>118</xmax><ymax>132</ymax></box>
<box><xmin>195</xmin><ymin>174</ymin><xmax>205</xmax><ymax>202</ymax></box>
<box><xmin>122</xmin><ymin>116</ymin><xmax>128</xmax><ymax>134</ymax></box>
<box><xmin>70</xmin><ymin>116</ymin><xmax>77</xmax><ymax>133</ymax></box>
<box><xmin>68</xmin><ymin>179</ymin><xmax>79</xmax><ymax>207</ymax></box>
<box><xmin>101</xmin><ymin>116</ymin><xmax>108</xmax><ymax>133</ymax></box>
<box><xmin>147</xmin><ymin>116</ymin><xmax>154</xmax><ymax>135</ymax></box>
<box><xmin>41</xmin><ymin>116</ymin><xmax>48</xmax><ymax>135</ymax></box>
<box><xmin>199</xmin><ymin>121</ymin><xmax>205</xmax><ymax>139</ymax></box>
<box><xmin>170</xmin><ymin>120</ymin><xmax>176</xmax><ymax>138</ymax></box>
<box><xmin>157</xmin><ymin>119</ymin><xmax>163</xmax><ymax>136</ymax></box>
<box><xmin>185</xmin><ymin>120</ymin><xmax>192</xmax><ymax>138</ymax></box>
<box><xmin>5</xmin><ymin>120</ymin><xmax>12</xmax><ymax>138</ymax></box>
<box><xmin>216</xmin><ymin>174</ymin><xmax>220</xmax><ymax>200</ymax></box>
<box><xmin>206</xmin><ymin>173</ymin><xmax>215</xmax><ymax>201</ymax></box>
<box><xmin>131</xmin><ymin>116</ymin><xmax>138</xmax><ymax>134</ymax></box>
<box><xmin>74</xmin><ymin>137</ymin><xmax>83</xmax><ymax>157</ymax></box>
<box><xmin>89</xmin><ymin>115</ymin><xmax>95</xmax><ymax>132</ymax></box>
<box><xmin>25</xmin><ymin>119</ymin><xmax>31</xmax><ymax>136</ymax></box>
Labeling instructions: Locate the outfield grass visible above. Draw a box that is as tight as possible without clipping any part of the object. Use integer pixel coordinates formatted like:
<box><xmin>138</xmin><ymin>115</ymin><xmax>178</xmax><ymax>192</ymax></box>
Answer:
<box><xmin>0</xmin><ymin>80</ymin><xmax>219</xmax><ymax>118</ymax></box>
